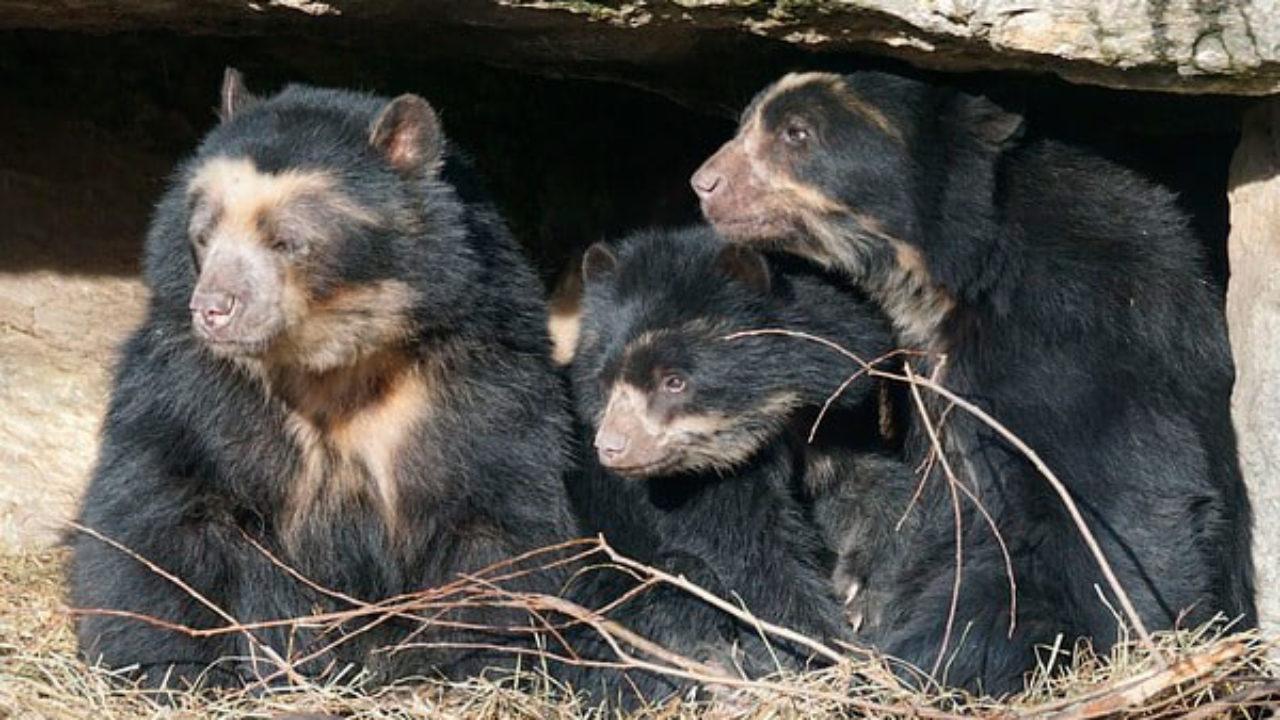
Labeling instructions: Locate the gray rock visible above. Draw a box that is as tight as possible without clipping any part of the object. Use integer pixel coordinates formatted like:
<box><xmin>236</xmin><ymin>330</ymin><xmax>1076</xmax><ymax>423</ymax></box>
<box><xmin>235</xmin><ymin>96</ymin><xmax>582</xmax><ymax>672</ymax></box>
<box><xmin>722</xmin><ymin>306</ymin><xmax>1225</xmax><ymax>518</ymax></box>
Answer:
<box><xmin>0</xmin><ymin>1</ymin><xmax>1278</xmax><ymax>94</ymax></box>
<box><xmin>1227</xmin><ymin>97</ymin><xmax>1280</xmax><ymax>638</ymax></box>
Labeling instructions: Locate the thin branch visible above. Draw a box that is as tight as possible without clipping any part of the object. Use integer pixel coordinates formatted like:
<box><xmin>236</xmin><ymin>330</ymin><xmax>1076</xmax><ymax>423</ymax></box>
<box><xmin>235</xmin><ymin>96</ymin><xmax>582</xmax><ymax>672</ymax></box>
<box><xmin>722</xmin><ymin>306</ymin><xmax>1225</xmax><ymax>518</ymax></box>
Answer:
<box><xmin>597</xmin><ymin>539</ymin><xmax>849</xmax><ymax>666</ymax></box>
<box><xmin>67</xmin><ymin>521</ymin><xmax>304</xmax><ymax>685</ymax></box>
<box><xmin>905</xmin><ymin>361</ymin><xmax>1019</xmax><ymax>640</ymax></box>
<box><xmin>905</xmin><ymin>361</ymin><xmax>969</xmax><ymax>679</ymax></box>
<box><xmin>725</xmin><ymin>328</ymin><xmax>1164</xmax><ymax>663</ymax></box>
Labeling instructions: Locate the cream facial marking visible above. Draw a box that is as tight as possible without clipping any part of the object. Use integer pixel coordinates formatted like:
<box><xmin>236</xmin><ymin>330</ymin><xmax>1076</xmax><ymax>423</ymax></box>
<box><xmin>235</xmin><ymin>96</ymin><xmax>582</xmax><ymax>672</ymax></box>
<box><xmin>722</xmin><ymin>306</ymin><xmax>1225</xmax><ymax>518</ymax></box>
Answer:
<box><xmin>756</xmin><ymin>72</ymin><xmax>902</xmax><ymax>144</ymax></box>
<box><xmin>189</xmin><ymin>157</ymin><xmax>359</xmax><ymax>238</ymax></box>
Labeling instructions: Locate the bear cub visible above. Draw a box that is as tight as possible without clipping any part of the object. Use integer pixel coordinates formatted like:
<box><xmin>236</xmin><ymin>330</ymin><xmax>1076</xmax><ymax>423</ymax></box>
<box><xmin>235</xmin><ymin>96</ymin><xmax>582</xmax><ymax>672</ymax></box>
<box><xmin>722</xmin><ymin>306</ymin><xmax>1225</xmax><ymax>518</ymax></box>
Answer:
<box><xmin>568</xmin><ymin>225</ymin><xmax>920</xmax><ymax>685</ymax></box>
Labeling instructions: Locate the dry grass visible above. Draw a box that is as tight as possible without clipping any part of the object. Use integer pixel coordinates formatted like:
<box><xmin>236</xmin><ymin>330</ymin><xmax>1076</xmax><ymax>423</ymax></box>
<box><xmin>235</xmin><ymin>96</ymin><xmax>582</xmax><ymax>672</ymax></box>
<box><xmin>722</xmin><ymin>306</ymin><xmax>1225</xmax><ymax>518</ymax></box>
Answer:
<box><xmin>0</xmin><ymin>548</ymin><xmax>1276</xmax><ymax>720</ymax></box>
<box><xmin>4</xmin><ymin>335</ymin><xmax>1274</xmax><ymax>719</ymax></box>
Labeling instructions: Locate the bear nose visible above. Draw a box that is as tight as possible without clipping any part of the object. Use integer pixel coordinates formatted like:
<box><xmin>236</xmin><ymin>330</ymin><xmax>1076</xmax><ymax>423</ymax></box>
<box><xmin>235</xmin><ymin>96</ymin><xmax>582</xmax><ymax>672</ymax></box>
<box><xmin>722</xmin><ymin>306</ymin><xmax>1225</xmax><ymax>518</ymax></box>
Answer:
<box><xmin>595</xmin><ymin>429</ymin><xmax>630</xmax><ymax>464</ymax></box>
<box><xmin>690</xmin><ymin>167</ymin><xmax>723</xmax><ymax>199</ymax></box>
<box><xmin>190</xmin><ymin>291</ymin><xmax>238</xmax><ymax>331</ymax></box>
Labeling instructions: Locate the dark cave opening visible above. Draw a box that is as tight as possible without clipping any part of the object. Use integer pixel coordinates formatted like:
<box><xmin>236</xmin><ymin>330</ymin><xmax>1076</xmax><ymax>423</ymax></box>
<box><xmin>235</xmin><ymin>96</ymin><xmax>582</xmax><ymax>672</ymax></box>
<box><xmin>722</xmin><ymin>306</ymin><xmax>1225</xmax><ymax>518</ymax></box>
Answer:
<box><xmin>0</xmin><ymin>29</ymin><xmax>1242</xmax><ymax>288</ymax></box>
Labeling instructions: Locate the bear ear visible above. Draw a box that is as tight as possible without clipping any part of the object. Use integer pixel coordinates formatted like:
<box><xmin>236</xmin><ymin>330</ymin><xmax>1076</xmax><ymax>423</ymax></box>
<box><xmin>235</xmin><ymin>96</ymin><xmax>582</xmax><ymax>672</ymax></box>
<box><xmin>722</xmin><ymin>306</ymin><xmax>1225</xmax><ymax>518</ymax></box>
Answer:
<box><xmin>370</xmin><ymin>94</ymin><xmax>445</xmax><ymax>177</ymax></box>
<box><xmin>581</xmin><ymin>243</ymin><xmax>619</xmax><ymax>285</ymax></box>
<box><xmin>959</xmin><ymin>93</ymin><xmax>1024</xmax><ymax>149</ymax></box>
<box><xmin>716</xmin><ymin>244</ymin><xmax>771</xmax><ymax>294</ymax></box>
<box><xmin>219</xmin><ymin>67</ymin><xmax>260</xmax><ymax>123</ymax></box>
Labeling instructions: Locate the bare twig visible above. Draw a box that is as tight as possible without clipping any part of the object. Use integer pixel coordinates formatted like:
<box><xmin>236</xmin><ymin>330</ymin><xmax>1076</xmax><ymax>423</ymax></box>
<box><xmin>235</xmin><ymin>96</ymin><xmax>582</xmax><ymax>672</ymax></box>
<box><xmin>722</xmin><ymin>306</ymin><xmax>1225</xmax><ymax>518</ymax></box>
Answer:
<box><xmin>596</xmin><ymin>540</ymin><xmax>848</xmax><ymax>667</ymax></box>
<box><xmin>1042</xmin><ymin>640</ymin><xmax>1249</xmax><ymax>719</ymax></box>
<box><xmin>904</xmin><ymin>361</ymin><xmax>1019</xmax><ymax>642</ymax></box>
<box><xmin>904</xmin><ymin>361</ymin><xmax>970</xmax><ymax>679</ymax></box>
<box><xmin>725</xmin><ymin>328</ymin><xmax>1164</xmax><ymax>663</ymax></box>
<box><xmin>806</xmin><ymin>346</ymin><xmax>928</xmax><ymax>443</ymax></box>
<box><xmin>67</xmin><ymin>522</ymin><xmax>304</xmax><ymax>684</ymax></box>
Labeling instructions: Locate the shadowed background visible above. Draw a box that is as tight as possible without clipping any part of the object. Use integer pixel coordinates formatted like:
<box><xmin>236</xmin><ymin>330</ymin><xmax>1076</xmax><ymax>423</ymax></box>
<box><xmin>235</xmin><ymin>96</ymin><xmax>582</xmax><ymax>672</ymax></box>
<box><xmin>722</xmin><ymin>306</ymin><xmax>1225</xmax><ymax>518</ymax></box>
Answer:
<box><xmin>0</xmin><ymin>12</ymin><xmax>1246</xmax><ymax>558</ymax></box>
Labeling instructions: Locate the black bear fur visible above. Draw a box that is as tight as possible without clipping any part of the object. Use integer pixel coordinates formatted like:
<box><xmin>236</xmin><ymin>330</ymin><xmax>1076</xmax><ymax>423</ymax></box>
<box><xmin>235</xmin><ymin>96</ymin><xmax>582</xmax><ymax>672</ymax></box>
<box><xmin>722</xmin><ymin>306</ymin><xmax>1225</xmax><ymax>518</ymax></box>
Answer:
<box><xmin>693</xmin><ymin>70</ymin><xmax>1256</xmax><ymax>695</ymax></box>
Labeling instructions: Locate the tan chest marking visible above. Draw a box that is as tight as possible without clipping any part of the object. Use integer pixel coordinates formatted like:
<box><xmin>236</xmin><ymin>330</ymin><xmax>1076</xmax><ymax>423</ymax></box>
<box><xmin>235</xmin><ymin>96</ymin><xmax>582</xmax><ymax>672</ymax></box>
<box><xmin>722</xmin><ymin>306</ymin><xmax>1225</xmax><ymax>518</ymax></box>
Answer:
<box><xmin>280</xmin><ymin>361</ymin><xmax>432</xmax><ymax>545</ymax></box>
<box><xmin>874</xmin><ymin>242</ymin><xmax>955</xmax><ymax>351</ymax></box>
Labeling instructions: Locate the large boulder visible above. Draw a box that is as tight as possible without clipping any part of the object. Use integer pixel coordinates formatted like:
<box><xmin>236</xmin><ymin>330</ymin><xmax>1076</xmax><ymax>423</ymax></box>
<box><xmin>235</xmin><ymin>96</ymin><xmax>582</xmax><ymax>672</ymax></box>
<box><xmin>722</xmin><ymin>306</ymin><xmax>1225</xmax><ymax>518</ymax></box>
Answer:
<box><xmin>0</xmin><ymin>1</ymin><xmax>1277</xmax><ymax>94</ymax></box>
<box><xmin>1228</xmin><ymin>97</ymin><xmax>1280</xmax><ymax>637</ymax></box>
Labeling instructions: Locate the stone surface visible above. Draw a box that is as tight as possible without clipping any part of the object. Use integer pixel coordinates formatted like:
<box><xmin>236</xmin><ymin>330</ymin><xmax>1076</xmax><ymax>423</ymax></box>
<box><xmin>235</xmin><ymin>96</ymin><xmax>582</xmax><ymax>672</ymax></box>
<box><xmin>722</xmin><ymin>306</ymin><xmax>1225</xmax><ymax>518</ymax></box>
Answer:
<box><xmin>0</xmin><ymin>103</ymin><xmax>155</xmax><ymax>550</ymax></box>
<box><xmin>1227</xmin><ymin>97</ymin><xmax>1280</xmax><ymax>637</ymax></box>
<box><xmin>0</xmin><ymin>276</ymin><xmax>145</xmax><ymax>549</ymax></box>
<box><xmin>0</xmin><ymin>1</ymin><xmax>1278</xmax><ymax>95</ymax></box>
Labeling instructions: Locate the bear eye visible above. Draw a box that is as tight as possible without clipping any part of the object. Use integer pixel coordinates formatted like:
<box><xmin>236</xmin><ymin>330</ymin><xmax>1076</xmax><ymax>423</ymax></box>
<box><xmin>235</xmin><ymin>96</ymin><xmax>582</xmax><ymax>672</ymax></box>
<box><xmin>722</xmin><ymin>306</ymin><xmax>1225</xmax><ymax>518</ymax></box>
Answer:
<box><xmin>661</xmin><ymin>374</ymin><xmax>687</xmax><ymax>394</ymax></box>
<box><xmin>781</xmin><ymin>121</ymin><xmax>811</xmax><ymax>146</ymax></box>
<box><xmin>269</xmin><ymin>234</ymin><xmax>305</xmax><ymax>255</ymax></box>
<box><xmin>190</xmin><ymin>221</ymin><xmax>213</xmax><ymax>248</ymax></box>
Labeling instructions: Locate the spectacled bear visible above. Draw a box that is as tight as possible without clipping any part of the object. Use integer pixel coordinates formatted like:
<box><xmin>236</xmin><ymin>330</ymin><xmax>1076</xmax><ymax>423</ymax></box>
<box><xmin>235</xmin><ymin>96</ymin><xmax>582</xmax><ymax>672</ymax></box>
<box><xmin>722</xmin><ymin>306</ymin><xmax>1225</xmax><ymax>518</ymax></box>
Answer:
<box><xmin>692</xmin><ymin>71</ymin><xmax>1256</xmax><ymax>694</ymax></box>
<box><xmin>567</xmin><ymin>225</ymin><xmax>918</xmax><ymax>698</ymax></box>
<box><xmin>69</xmin><ymin>70</ymin><xmax>586</xmax><ymax>689</ymax></box>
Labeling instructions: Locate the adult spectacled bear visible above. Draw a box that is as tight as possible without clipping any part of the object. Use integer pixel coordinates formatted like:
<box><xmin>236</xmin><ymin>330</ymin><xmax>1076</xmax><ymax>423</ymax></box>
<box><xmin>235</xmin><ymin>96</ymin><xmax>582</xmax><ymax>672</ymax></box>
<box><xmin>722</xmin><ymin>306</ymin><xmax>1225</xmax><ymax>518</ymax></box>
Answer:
<box><xmin>692</xmin><ymin>70</ymin><xmax>1256</xmax><ymax>695</ymax></box>
<box><xmin>69</xmin><ymin>69</ymin><xmax>586</xmax><ymax>690</ymax></box>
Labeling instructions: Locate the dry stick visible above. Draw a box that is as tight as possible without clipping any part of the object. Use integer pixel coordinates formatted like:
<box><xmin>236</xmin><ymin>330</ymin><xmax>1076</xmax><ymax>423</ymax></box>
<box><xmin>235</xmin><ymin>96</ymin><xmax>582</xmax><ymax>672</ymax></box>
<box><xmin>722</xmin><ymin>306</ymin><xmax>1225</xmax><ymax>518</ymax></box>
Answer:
<box><xmin>904</xmin><ymin>362</ymin><xmax>1018</xmax><ymax>640</ymax></box>
<box><xmin>501</xmin><ymin>591</ymin><xmax>724</xmax><ymax>678</ymax></box>
<box><xmin>124</xmin><ymin>528</ymin><xmax>785</xmax><ymax>693</ymax></box>
<box><xmin>386</xmin><ymin>638</ymin><xmax>635</xmax><ymax>672</ymax></box>
<box><xmin>725</xmin><ymin>329</ymin><xmax>1165</xmax><ymax>664</ymax></box>
<box><xmin>805</xmin><ymin>346</ymin><xmax>929</xmax><ymax>444</ymax></box>
<box><xmin>467</xmin><ymin>590</ymin><xmax>977</xmax><ymax>720</ymax></box>
<box><xmin>1030</xmin><ymin>628</ymin><xmax>1266</xmax><ymax>716</ymax></box>
<box><xmin>594</xmin><ymin>539</ymin><xmax>850</xmax><ymax>667</ymax></box>
<box><xmin>69</xmin><ymin>598</ymin><xmax>541</xmax><ymax>642</ymax></box>
<box><xmin>913</xmin><ymin>395</ymin><xmax>957</xmax><ymax>478</ymax></box>
<box><xmin>563</xmin><ymin>565</ymin><xmax>667</xmax><ymax>619</ymax></box>
<box><xmin>250</xmin><ymin>605</ymin><xmax>406</xmax><ymax>690</ymax></box>
<box><xmin>1178</xmin><ymin>679</ymin><xmax>1280</xmax><ymax>720</ymax></box>
<box><xmin>74</xmin><ymin>539</ymin><xmax>730</xmax><ymax>696</ymax></box>
<box><xmin>239</xmin><ymin>530</ymin><xmax>367</xmax><ymax>609</ymax></box>
<box><xmin>74</xmin><ymin>531</ymin><xmax>611</xmax><ymax>689</ymax></box>
<box><xmin>900</xmin><ymin>362</ymin><xmax>953</xmax><ymax>531</ymax></box>
<box><xmin>66</xmin><ymin>522</ymin><xmax>305</xmax><ymax>685</ymax></box>
<box><xmin>1040</xmin><ymin>640</ymin><xmax>1250</xmax><ymax>720</ymax></box>
<box><xmin>238</xmin><ymin>526</ymin><xmax>435</xmax><ymax>690</ymax></box>
<box><xmin>244</xmin><ymin>580</ymin><xmax>612</xmax><ymax>690</ymax></box>
<box><xmin>71</xmin><ymin>592</ymin><xmax>602</xmax><ymax>642</ymax></box>
<box><xmin>59</xmin><ymin>533</ymin><xmax>969</xmax><ymax>718</ymax></box>
<box><xmin>1141</xmin><ymin>661</ymin><xmax>1258</xmax><ymax>719</ymax></box>
<box><xmin>86</xmin><ymin>567</ymin><xmax>662</xmax><ymax>656</ymax></box>
<box><xmin>64</xmin><ymin>607</ymin><xmax>258</xmax><ymax>639</ymax></box>
<box><xmin>897</xmin><ymin>398</ymin><xmax>955</xmax><ymax>534</ymax></box>
<box><xmin>391</xmin><ymin>628</ymin><xmax>971</xmax><ymax>719</ymax></box>
<box><xmin>459</xmin><ymin>573</ymin><xmax>581</xmax><ymax>663</ymax></box>
<box><xmin>61</xmin><ymin>526</ymin><xmax>908</xmax><ymax>713</ymax></box>
<box><xmin>904</xmin><ymin>361</ymin><xmax>970</xmax><ymax>679</ymax></box>
<box><xmin>296</xmin><ymin>537</ymin><xmax>603</xmax><ymax>619</ymax></box>
<box><xmin>773</xmin><ymin>333</ymin><xmax>1019</xmax><ymax>643</ymax></box>
<box><xmin>236</xmin><ymin>529</ymin><xmax>454</xmax><ymax>690</ymax></box>
<box><xmin>241</xmin><ymin>530</ymin><xmax>573</xmax><ymax>643</ymax></box>
<box><xmin>270</xmin><ymin>598</ymin><xmax>574</xmax><ymax>693</ymax></box>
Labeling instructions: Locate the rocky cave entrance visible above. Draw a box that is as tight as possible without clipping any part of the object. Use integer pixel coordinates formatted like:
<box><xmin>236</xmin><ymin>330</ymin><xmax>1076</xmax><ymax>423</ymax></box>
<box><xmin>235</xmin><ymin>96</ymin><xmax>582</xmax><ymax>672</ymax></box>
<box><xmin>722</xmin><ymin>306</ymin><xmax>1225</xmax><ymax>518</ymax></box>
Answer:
<box><xmin>0</xmin><ymin>25</ymin><xmax>1248</xmax><ymax>549</ymax></box>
